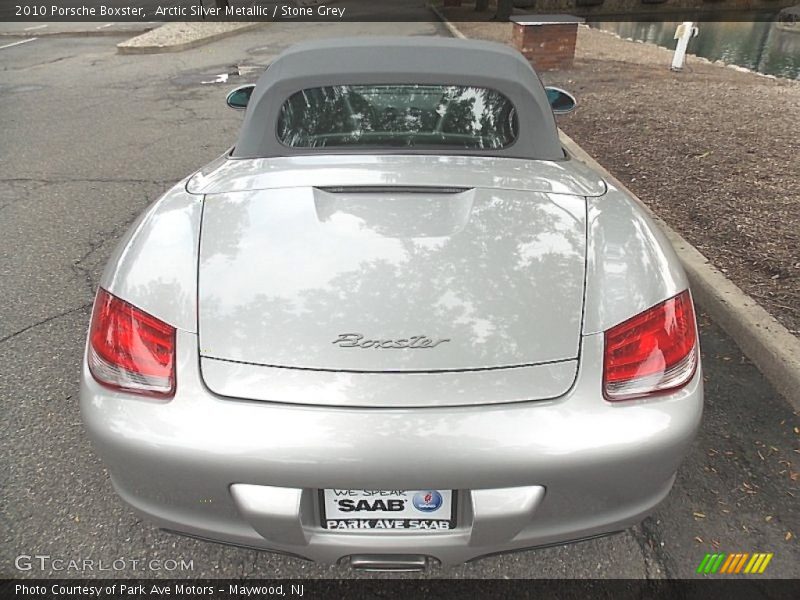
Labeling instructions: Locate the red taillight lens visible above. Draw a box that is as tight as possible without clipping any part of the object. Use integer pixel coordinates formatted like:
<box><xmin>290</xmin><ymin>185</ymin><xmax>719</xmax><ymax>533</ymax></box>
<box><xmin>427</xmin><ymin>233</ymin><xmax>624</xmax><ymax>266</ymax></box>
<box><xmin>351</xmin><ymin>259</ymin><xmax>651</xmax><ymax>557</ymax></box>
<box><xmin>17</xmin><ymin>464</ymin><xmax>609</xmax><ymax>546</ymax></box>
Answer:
<box><xmin>88</xmin><ymin>288</ymin><xmax>176</xmax><ymax>398</ymax></box>
<box><xmin>603</xmin><ymin>290</ymin><xmax>698</xmax><ymax>401</ymax></box>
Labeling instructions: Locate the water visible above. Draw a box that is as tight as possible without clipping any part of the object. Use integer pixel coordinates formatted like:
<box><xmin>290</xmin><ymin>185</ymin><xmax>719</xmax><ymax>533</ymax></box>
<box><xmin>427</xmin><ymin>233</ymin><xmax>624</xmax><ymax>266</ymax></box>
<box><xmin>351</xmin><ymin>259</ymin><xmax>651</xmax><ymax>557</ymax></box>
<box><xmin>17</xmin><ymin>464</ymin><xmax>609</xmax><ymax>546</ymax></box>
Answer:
<box><xmin>590</xmin><ymin>18</ymin><xmax>800</xmax><ymax>80</ymax></box>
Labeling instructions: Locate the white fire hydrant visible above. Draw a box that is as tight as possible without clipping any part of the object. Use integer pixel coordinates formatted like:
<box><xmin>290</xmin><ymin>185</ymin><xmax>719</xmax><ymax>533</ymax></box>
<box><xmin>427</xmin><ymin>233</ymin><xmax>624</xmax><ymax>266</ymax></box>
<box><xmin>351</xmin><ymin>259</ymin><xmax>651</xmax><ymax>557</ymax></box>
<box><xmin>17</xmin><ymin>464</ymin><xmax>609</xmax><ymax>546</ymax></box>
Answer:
<box><xmin>671</xmin><ymin>22</ymin><xmax>699</xmax><ymax>72</ymax></box>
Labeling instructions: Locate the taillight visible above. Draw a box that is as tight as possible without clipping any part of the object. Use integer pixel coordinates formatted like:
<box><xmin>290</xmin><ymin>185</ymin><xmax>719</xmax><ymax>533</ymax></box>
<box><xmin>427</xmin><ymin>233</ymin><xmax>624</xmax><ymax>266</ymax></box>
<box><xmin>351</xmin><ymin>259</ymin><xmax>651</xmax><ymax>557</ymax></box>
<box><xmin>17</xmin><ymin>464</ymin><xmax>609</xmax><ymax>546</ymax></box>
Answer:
<box><xmin>88</xmin><ymin>288</ymin><xmax>176</xmax><ymax>398</ymax></box>
<box><xmin>603</xmin><ymin>290</ymin><xmax>697</xmax><ymax>401</ymax></box>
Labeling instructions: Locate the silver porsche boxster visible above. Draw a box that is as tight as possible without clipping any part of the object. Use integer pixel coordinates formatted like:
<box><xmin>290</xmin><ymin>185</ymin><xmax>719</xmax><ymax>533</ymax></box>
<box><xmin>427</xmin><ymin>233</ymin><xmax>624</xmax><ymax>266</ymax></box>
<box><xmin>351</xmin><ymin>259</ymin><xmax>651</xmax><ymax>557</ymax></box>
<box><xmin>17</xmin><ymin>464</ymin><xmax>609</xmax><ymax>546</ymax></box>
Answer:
<box><xmin>80</xmin><ymin>37</ymin><xmax>703</xmax><ymax>570</ymax></box>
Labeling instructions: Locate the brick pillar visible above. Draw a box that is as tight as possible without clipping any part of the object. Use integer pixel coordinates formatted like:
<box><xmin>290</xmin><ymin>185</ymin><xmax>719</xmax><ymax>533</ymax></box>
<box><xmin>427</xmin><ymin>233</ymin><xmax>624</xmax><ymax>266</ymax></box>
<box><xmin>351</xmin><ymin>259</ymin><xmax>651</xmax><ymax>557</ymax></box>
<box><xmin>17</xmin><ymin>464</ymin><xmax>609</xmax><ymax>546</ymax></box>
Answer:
<box><xmin>511</xmin><ymin>15</ymin><xmax>584</xmax><ymax>71</ymax></box>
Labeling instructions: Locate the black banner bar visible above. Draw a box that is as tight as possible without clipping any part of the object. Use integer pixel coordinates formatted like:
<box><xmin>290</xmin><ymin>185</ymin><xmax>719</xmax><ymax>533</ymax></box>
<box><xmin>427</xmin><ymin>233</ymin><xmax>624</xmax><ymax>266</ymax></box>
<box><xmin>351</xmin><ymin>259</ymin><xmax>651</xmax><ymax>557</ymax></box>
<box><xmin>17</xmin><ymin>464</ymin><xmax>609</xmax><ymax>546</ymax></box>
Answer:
<box><xmin>2</xmin><ymin>579</ymin><xmax>800</xmax><ymax>600</ymax></box>
<box><xmin>0</xmin><ymin>0</ymin><xmax>796</xmax><ymax>22</ymax></box>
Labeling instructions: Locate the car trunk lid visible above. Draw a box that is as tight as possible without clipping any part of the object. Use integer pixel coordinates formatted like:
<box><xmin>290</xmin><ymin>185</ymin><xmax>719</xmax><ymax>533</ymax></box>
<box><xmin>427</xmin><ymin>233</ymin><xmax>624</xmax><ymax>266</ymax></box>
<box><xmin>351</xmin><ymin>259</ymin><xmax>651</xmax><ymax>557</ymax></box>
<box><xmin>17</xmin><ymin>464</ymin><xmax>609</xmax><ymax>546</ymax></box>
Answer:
<box><xmin>198</xmin><ymin>184</ymin><xmax>586</xmax><ymax>388</ymax></box>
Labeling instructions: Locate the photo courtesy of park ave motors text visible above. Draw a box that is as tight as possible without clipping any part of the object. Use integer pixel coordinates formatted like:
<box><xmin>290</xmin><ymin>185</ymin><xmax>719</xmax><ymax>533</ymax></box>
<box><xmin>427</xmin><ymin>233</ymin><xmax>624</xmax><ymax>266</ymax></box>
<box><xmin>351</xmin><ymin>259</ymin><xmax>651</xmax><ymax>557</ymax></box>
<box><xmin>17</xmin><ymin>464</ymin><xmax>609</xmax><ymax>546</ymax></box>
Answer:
<box><xmin>1</xmin><ymin>0</ymin><xmax>798</xmax><ymax>588</ymax></box>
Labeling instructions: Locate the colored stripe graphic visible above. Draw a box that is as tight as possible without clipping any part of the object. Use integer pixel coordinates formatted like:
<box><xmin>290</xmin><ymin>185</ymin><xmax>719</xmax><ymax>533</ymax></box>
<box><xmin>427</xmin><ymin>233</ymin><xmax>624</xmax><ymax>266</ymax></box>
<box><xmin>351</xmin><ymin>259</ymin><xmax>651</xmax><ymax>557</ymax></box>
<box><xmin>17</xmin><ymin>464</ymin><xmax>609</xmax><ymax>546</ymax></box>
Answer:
<box><xmin>758</xmin><ymin>553</ymin><xmax>773</xmax><ymax>573</ymax></box>
<box><xmin>715</xmin><ymin>553</ymin><xmax>728</xmax><ymax>573</ymax></box>
<box><xmin>698</xmin><ymin>552</ymin><xmax>773</xmax><ymax>574</ymax></box>
<box><xmin>696</xmin><ymin>553</ymin><xmax>712</xmax><ymax>574</ymax></box>
<box><xmin>734</xmin><ymin>553</ymin><xmax>749</xmax><ymax>573</ymax></box>
<box><xmin>726</xmin><ymin>553</ymin><xmax>747</xmax><ymax>573</ymax></box>
<box><xmin>727</xmin><ymin>553</ymin><xmax>742</xmax><ymax>573</ymax></box>
<box><xmin>719</xmin><ymin>553</ymin><xmax>736</xmax><ymax>573</ymax></box>
<box><xmin>744</xmin><ymin>554</ymin><xmax>761</xmax><ymax>573</ymax></box>
<box><xmin>706</xmin><ymin>553</ymin><xmax>725</xmax><ymax>573</ymax></box>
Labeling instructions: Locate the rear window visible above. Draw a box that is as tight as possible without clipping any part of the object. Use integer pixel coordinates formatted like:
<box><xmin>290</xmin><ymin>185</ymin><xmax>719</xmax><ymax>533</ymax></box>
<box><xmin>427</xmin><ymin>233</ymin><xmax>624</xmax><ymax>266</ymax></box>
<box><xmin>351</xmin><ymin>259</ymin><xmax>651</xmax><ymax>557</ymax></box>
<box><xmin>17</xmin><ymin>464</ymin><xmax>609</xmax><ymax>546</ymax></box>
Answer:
<box><xmin>276</xmin><ymin>84</ymin><xmax>518</xmax><ymax>150</ymax></box>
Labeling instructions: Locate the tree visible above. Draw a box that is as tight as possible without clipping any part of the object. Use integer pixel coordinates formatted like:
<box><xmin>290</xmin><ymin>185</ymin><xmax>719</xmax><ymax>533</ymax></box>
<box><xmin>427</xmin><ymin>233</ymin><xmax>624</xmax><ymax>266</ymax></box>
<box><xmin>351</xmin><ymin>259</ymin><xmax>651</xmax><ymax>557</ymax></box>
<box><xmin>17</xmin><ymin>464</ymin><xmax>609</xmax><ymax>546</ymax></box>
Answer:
<box><xmin>494</xmin><ymin>0</ymin><xmax>514</xmax><ymax>21</ymax></box>
<box><xmin>475</xmin><ymin>0</ymin><xmax>514</xmax><ymax>20</ymax></box>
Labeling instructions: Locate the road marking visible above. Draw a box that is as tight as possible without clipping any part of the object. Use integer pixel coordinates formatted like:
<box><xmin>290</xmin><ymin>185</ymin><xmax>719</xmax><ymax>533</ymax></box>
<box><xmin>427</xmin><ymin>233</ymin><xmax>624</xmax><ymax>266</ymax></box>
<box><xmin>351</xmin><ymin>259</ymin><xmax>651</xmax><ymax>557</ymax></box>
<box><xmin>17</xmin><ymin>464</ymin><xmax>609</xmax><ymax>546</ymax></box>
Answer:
<box><xmin>23</xmin><ymin>24</ymin><xmax>48</xmax><ymax>31</ymax></box>
<box><xmin>201</xmin><ymin>73</ymin><xmax>229</xmax><ymax>84</ymax></box>
<box><xmin>96</xmin><ymin>23</ymin><xmax>115</xmax><ymax>30</ymax></box>
<box><xmin>0</xmin><ymin>38</ymin><xmax>37</xmax><ymax>50</ymax></box>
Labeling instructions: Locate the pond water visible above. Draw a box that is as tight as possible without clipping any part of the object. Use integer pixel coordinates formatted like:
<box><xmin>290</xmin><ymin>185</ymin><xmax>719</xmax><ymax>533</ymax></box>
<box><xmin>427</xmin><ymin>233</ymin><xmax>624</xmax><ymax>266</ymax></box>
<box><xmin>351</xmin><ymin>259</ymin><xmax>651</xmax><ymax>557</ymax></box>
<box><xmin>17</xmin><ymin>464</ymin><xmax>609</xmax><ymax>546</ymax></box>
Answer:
<box><xmin>590</xmin><ymin>18</ymin><xmax>800</xmax><ymax>80</ymax></box>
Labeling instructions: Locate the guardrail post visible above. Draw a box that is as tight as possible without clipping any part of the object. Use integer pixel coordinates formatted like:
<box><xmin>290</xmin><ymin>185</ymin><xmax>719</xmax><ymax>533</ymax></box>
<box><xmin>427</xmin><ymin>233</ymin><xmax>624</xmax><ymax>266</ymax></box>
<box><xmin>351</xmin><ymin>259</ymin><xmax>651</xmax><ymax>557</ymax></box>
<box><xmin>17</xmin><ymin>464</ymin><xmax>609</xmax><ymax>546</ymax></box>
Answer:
<box><xmin>671</xmin><ymin>22</ymin><xmax>699</xmax><ymax>71</ymax></box>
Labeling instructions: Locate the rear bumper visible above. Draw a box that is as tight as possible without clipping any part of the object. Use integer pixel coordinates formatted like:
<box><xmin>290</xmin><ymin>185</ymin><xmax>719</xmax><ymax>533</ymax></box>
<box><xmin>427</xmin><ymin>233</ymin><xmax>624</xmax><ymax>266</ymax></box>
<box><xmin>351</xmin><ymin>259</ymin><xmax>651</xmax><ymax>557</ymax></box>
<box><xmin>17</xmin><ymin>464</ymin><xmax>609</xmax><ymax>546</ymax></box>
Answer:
<box><xmin>80</xmin><ymin>330</ymin><xmax>703</xmax><ymax>566</ymax></box>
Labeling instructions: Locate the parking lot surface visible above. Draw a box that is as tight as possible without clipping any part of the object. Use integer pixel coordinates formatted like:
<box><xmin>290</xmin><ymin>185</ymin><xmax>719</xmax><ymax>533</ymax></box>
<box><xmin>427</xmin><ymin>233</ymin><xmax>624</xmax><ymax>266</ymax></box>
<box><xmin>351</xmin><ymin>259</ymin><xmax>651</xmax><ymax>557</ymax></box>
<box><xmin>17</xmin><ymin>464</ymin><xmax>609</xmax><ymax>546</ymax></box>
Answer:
<box><xmin>1</xmin><ymin>22</ymin><xmax>797</xmax><ymax>578</ymax></box>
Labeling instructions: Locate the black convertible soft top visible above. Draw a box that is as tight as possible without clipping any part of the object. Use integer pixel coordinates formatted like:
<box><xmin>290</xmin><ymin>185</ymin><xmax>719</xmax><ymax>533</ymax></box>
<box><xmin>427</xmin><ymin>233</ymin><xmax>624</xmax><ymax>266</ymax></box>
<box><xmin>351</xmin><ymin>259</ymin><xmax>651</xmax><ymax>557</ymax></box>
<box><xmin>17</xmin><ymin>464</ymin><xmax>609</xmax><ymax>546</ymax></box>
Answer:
<box><xmin>232</xmin><ymin>36</ymin><xmax>565</xmax><ymax>161</ymax></box>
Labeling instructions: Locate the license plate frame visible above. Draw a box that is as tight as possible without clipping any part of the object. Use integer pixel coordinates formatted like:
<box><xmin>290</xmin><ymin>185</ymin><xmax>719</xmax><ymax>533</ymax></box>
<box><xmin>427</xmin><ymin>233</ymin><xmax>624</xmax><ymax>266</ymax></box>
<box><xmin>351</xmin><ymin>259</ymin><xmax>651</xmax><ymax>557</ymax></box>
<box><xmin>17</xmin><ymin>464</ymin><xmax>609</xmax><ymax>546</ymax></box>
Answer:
<box><xmin>319</xmin><ymin>489</ymin><xmax>457</xmax><ymax>532</ymax></box>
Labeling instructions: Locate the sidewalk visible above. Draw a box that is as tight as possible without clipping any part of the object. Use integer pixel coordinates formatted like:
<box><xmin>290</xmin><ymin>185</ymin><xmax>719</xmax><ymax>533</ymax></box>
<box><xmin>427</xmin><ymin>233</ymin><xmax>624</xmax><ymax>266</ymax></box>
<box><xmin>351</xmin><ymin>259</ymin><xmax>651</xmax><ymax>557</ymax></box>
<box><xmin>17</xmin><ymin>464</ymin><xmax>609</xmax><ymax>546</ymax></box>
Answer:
<box><xmin>116</xmin><ymin>21</ymin><xmax>263</xmax><ymax>54</ymax></box>
<box><xmin>444</xmin><ymin>11</ymin><xmax>800</xmax><ymax>340</ymax></box>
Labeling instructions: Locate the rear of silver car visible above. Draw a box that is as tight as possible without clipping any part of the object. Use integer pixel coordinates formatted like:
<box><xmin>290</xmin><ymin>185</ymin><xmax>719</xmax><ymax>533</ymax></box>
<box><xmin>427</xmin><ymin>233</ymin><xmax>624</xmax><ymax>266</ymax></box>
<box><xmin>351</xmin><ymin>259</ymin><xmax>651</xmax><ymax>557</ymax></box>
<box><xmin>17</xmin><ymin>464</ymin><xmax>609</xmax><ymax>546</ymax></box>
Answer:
<box><xmin>80</xmin><ymin>153</ymin><xmax>702</xmax><ymax>567</ymax></box>
<box><xmin>81</xmin><ymin>332</ymin><xmax>702</xmax><ymax>567</ymax></box>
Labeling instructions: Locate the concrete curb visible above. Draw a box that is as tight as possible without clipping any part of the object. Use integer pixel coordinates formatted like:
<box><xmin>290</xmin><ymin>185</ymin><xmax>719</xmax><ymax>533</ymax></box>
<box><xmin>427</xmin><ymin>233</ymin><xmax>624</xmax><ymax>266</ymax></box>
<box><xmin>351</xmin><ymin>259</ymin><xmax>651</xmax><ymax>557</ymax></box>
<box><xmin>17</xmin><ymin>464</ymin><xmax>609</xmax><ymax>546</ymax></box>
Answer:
<box><xmin>430</xmin><ymin>5</ymin><xmax>466</xmax><ymax>39</ymax></box>
<box><xmin>433</xmin><ymin>10</ymin><xmax>800</xmax><ymax>411</ymax></box>
<box><xmin>561</xmin><ymin>132</ymin><xmax>800</xmax><ymax>411</ymax></box>
<box><xmin>117</xmin><ymin>22</ymin><xmax>263</xmax><ymax>55</ymax></box>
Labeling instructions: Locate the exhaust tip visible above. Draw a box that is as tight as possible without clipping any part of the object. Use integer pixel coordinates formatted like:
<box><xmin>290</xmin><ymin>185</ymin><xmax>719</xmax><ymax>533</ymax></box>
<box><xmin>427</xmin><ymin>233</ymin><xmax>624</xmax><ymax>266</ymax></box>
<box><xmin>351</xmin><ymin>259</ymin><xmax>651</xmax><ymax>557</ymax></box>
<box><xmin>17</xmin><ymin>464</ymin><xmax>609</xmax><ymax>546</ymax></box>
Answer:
<box><xmin>345</xmin><ymin>554</ymin><xmax>435</xmax><ymax>572</ymax></box>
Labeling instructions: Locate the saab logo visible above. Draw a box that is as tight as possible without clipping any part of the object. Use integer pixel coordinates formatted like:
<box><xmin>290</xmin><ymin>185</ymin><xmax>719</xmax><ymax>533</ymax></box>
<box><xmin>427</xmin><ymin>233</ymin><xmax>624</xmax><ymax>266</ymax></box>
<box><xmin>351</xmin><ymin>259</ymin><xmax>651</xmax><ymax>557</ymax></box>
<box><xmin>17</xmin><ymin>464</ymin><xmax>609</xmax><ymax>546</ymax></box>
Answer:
<box><xmin>412</xmin><ymin>491</ymin><xmax>442</xmax><ymax>512</ymax></box>
<box><xmin>696</xmin><ymin>552</ymin><xmax>774</xmax><ymax>574</ymax></box>
<box><xmin>336</xmin><ymin>498</ymin><xmax>405</xmax><ymax>512</ymax></box>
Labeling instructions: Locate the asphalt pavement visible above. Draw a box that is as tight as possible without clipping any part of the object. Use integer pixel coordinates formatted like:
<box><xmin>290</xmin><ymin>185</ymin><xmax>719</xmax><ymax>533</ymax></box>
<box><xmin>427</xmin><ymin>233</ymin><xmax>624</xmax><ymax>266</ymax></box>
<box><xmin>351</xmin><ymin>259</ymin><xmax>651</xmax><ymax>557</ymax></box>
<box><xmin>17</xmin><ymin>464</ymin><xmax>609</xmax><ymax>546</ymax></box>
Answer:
<box><xmin>0</xmin><ymin>22</ymin><xmax>157</xmax><ymax>37</ymax></box>
<box><xmin>0</xmin><ymin>22</ymin><xmax>797</xmax><ymax>579</ymax></box>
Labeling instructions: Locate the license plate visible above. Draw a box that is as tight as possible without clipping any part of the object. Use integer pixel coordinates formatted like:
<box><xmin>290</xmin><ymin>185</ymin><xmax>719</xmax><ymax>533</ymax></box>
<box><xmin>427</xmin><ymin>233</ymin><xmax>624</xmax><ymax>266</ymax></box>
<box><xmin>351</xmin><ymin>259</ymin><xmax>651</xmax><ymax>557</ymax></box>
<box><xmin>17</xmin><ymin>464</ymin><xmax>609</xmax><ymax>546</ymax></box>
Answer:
<box><xmin>320</xmin><ymin>489</ymin><xmax>455</xmax><ymax>532</ymax></box>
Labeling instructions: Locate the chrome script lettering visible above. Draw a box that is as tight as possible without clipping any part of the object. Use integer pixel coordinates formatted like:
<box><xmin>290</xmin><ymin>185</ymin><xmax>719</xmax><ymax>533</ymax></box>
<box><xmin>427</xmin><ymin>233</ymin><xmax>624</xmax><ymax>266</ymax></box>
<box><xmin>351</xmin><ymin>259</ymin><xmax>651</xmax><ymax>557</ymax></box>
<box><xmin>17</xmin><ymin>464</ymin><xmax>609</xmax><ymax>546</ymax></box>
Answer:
<box><xmin>331</xmin><ymin>333</ymin><xmax>450</xmax><ymax>349</ymax></box>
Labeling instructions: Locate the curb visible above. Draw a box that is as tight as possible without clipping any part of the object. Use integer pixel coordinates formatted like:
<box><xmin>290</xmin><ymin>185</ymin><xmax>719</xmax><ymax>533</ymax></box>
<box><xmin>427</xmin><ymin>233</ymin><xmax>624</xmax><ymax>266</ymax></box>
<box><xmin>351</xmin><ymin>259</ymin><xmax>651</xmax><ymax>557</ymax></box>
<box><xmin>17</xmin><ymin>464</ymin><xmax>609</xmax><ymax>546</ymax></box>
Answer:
<box><xmin>561</xmin><ymin>133</ymin><xmax>800</xmax><ymax>411</ymax></box>
<box><xmin>433</xmin><ymin>9</ymin><xmax>800</xmax><ymax>411</ymax></box>
<box><xmin>117</xmin><ymin>22</ymin><xmax>263</xmax><ymax>55</ymax></box>
<box><xmin>430</xmin><ymin>5</ymin><xmax>466</xmax><ymax>39</ymax></box>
